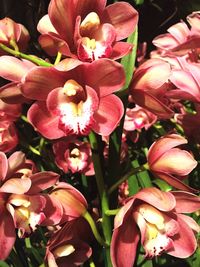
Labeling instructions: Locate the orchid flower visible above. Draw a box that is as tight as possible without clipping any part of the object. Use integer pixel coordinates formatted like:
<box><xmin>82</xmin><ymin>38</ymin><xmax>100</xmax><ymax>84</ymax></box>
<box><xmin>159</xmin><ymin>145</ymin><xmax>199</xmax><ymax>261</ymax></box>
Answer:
<box><xmin>124</xmin><ymin>106</ymin><xmax>157</xmax><ymax>132</ymax></box>
<box><xmin>53</xmin><ymin>137</ymin><xmax>94</xmax><ymax>175</ymax></box>
<box><xmin>0</xmin><ymin>56</ymin><xmax>36</xmax><ymax>103</ymax></box>
<box><xmin>147</xmin><ymin>134</ymin><xmax>197</xmax><ymax>192</ymax></box>
<box><xmin>49</xmin><ymin>182</ymin><xmax>88</xmax><ymax>223</ymax></box>
<box><xmin>0</xmin><ymin>122</ymin><xmax>18</xmax><ymax>153</ymax></box>
<box><xmin>175</xmin><ymin>104</ymin><xmax>200</xmax><ymax>142</ymax></box>
<box><xmin>129</xmin><ymin>58</ymin><xmax>174</xmax><ymax>118</ymax></box>
<box><xmin>111</xmin><ymin>187</ymin><xmax>200</xmax><ymax>267</ymax></box>
<box><xmin>37</xmin><ymin>0</ymin><xmax>138</xmax><ymax>62</ymax></box>
<box><xmin>45</xmin><ymin>218</ymin><xmax>92</xmax><ymax>267</ymax></box>
<box><xmin>22</xmin><ymin>58</ymin><xmax>125</xmax><ymax>138</ymax></box>
<box><xmin>0</xmin><ymin>17</ymin><xmax>30</xmax><ymax>53</ymax></box>
<box><xmin>0</xmin><ymin>151</ymin><xmax>60</xmax><ymax>259</ymax></box>
<box><xmin>153</xmin><ymin>11</ymin><xmax>200</xmax><ymax>57</ymax></box>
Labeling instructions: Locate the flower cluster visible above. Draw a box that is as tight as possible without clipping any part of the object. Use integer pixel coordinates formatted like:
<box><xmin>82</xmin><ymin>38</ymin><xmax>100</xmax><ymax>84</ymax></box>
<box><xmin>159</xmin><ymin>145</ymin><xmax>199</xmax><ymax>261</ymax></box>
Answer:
<box><xmin>0</xmin><ymin>1</ymin><xmax>199</xmax><ymax>267</ymax></box>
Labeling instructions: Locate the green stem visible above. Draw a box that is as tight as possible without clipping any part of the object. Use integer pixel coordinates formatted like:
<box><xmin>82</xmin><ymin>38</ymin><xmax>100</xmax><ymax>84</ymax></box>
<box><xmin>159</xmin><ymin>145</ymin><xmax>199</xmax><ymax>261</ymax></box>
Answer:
<box><xmin>10</xmin><ymin>39</ymin><xmax>19</xmax><ymax>51</ymax></box>
<box><xmin>105</xmin><ymin>209</ymin><xmax>119</xmax><ymax>216</ymax></box>
<box><xmin>0</xmin><ymin>43</ymin><xmax>53</xmax><ymax>67</ymax></box>
<box><xmin>89</xmin><ymin>259</ymin><xmax>96</xmax><ymax>267</ymax></box>
<box><xmin>21</xmin><ymin>115</ymin><xmax>29</xmax><ymax>123</ymax></box>
<box><xmin>83</xmin><ymin>211</ymin><xmax>106</xmax><ymax>247</ymax></box>
<box><xmin>28</xmin><ymin>145</ymin><xmax>41</xmax><ymax>156</ymax></box>
<box><xmin>88</xmin><ymin>132</ymin><xmax>112</xmax><ymax>267</ymax></box>
<box><xmin>25</xmin><ymin>238</ymin><xmax>32</xmax><ymax>249</ymax></box>
<box><xmin>107</xmin><ymin>27</ymin><xmax>138</xmax><ymax>206</ymax></box>
<box><xmin>108</xmin><ymin>163</ymin><xmax>149</xmax><ymax>194</ymax></box>
<box><xmin>88</xmin><ymin>132</ymin><xmax>105</xmax><ymax>198</ymax></box>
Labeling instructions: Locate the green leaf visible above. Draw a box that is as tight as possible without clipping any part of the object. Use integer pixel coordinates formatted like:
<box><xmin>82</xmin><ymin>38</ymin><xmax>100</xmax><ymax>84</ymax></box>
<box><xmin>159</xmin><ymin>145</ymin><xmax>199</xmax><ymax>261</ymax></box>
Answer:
<box><xmin>153</xmin><ymin>179</ymin><xmax>172</xmax><ymax>191</ymax></box>
<box><xmin>128</xmin><ymin>173</ymin><xmax>140</xmax><ymax>196</ymax></box>
<box><xmin>134</xmin><ymin>0</ymin><xmax>144</xmax><ymax>5</ymax></box>
<box><xmin>120</xmin><ymin>26</ymin><xmax>138</xmax><ymax>90</ymax></box>
<box><xmin>0</xmin><ymin>261</ymin><xmax>10</xmax><ymax>267</ymax></box>
<box><xmin>131</xmin><ymin>160</ymin><xmax>152</xmax><ymax>188</ymax></box>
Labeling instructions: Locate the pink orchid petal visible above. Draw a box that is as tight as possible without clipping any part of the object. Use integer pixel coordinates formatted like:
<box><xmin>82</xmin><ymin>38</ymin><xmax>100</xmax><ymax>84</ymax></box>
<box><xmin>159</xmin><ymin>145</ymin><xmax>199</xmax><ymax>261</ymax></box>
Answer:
<box><xmin>27</xmin><ymin>171</ymin><xmax>60</xmax><ymax>194</ymax></box>
<box><xmin>17</xmin><ymin>24</ymin><xmax>30</xmax><ymax>51</ymax></box>
<box><xmin>153</xmin><ymin>172</ymin><xmax>198</xmax><ymax>192</ymax></box>
<box><xmin>46</xmin><ymin>251</ymin><xmax>57</xmax><ymax>267</ymax></box>
<box><xmin>111</xmin><ymin>216</ymin><xmax>140</xmax><ymax>267</ymax></box>
<box><xmin>86</xmin><ymin>59</ymin><xmax>125</xmax><ymax>97</ymax></box>
<box><xmin>111</xmin><ymin>42</ymin><xmax>133</xmax><ymax>60</ymax></box>
<box><xmin>114</xmin><ymin>198</ymin><xmax>135</xmax><ymax>228</ymax></box>
<box><xmin>0</xmin><ymin>17</ymin><xmax>20</xmax><ymax>41</ymax></box>
<box><xmin>102</xmin><ymin>2</ymin><xmax>138</xmax><ymax>41</ymax></box>
<box><xmin>169</xmin><ymin>69</ymin><xmax>200</xmax><ymax>102</ymax></box>
<box><xmin>0</xmin><ymin>178</ymin><xmax>31</xmax><ymax>194</ymax></box>
<box><xmin>167</xmin><ymin>22</ymin><xmax>190</xmax><ymax>43</ymax></box>
<box><xmin>0</xmin><ymin>99</ymin><xmax>21</xmax><ymax>119</ymax></box>
<box><xmin>165</xmin><ymin>88</ymin><xmax>199</xmax><ymax>102</ymax></box>
<box><xmin>0</xmin><ymin>56</ymin><xmax>32</xmax><ymax>82</ymax></box>
<box><xmin>55</xmin><ymin>58</ymin><xmax>82</xmax><ymax>72</ymax></box>
<box><xmin>50</xmin><ymin>182</ymin><xmax>87</xmax><ymax>220</ymax></box>
<box><xmin>30</xmin><ymin>195</ymin><xmax>46</xmax><ymax>212</ymax></box>
<box><xmin>37</xmin><ymin>14</ymin><xmax>57</xmax><ymax>34</ymax></box>
<box><xmin>172</xmin><ymin>191</ymin><xmax>200</xmax><ymax>213</ymax></box>
<box><xmin>0</xmin><ymin>82</ymin><xmax>28</xmax><ymax>104</ymax></box>
<box><xmin>93</xmin><ymin>94</ymin><xmax>124</xmax><ymax>136</ymax></box>
<box><xmin>49</xmin><ymin>0</ymin><xmax>75</xmax><ymax>47</ymax></box>
<box><xmin>178</xmin><ymin>214</ymin><xmax>200</xmax><ymax>233</ymax></box>
<box><xmin>57</xmin><ymin>240</ymin><xmax>92</xmax><ymax>266</ymax></box>
<box><xmin>0</xmin><ymin>152</ymin><xmax>8</xmax><ymax>182</ymax></box>
<box><xmin>93</xmin><ymin>23</ymin><xmax>116</xmax><ymax>44</ymax></box>
<box><xmin>27</xmin><ymin>101</ymin><xmax>65</xmax><ymax>140</ymax></box>
<box><xmin>0</xmin><ymin>209</ymin><xmax>16</xmax><ymax>260</ymax></box>
<box><xmin>168</xmin><ymin>214</ymin><xmax>197</xmax><ymax>258</ymax></box>
<box><xmin>131</xmin><ymin>90</ymin><xmax>174</xmax><ymax>119</ymax></box>
<box><xmin>42</xmin><ymin>195</ymin><xmax>63</xmax><ymax>225</ymax></box>
<box><xmin>75</xmin><ymin>0</ymin><xmax>106</xmax><ymax>16</ymax></box>
<box><xmin>132</xmin><ymin>58</ymin><xmax>171</xmax><ymax>90</ymax></box>
<box><xmin>133</xmin><ymin>211</ymin><xmax>147</xmax><ymax>245</ymax></box>
<box><xmin>22</xmin><ymin>67</ymin><xmax>66</xmax><ymax>100</ymax></box>
<box><xmin>54</xmin><ymin>182</ymin><xmax>88</xmax><ymax>208</ymax></box>
<box><xmin>187</xmin><ymin>11</ymin><xmax>200</xmax><ymax>33</ymax></box>
<box><xmin>153</xmin><ymin>33</ymin><xmax>178</xmax><ymax>50</ymax></box>
<box><xmin>135</xmin><ymin>187</ymin><xmax>176</xmax><ymax>211</ymax></box>
<box><xmin>151</xmin><ymin>148</ymin><xmax>197</xmax><ymax>176</ymax></box>
<box><xmin>147</xmin><ymin>134</ymin><xmax>187</xmax><ymax>166</ymax></box>
<box><xmin>38</xmin><ymin>33</ymin><xmax>73</xmax><ymax>57</ymax></box>
<box><xmin>7</xmin><ymin>151</ymin><xmax>25</xmax><ymax>178</ymax></box>
<box><xmin>170</xmin><ymin>37</ymin><xmax>200</xmax><ymax>55</ymax></box>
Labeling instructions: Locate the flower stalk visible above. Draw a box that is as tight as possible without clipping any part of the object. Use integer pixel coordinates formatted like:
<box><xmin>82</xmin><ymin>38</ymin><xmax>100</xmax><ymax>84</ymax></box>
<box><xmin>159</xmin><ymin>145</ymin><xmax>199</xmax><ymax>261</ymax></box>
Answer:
<box><xmin>0</xmin><ymin>43</ymin><xmax>53</xmax><ymax>66</ymax></box>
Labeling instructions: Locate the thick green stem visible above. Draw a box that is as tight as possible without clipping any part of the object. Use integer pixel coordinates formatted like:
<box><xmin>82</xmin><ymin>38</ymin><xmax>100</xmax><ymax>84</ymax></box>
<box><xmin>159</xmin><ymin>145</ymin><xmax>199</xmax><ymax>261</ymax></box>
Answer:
<box><xmin>83</xmin><ymin>211</ymin><xmax>106</xmax><ymax>247</ymax></box>
<box><xmin>107</xmin><ymin>27</ymin><xmax>138</xmax><ymax>207</ymax></box>
<box><xmin>88</xmin><ymin>132</ymin><xmax>105</xmax><ymax>198</ymax></box>
<box><xmin>108</xmin><ymin>163</ymin><xmax>149</xmax><ymax>194</ymax></box>
<box><xmin>88</xmin><ymin>132</ymin><xmax>112</xmax><ymax>267</ymax></box>
<box><xmin>105</xmin><ymin>209</ymin><xmax>120</xmax><ymax>216</ymax></box>
<box><xmin>0</xmin><ymin>43</ymin><xmax>53</xmax><ymax>67</ymax></box>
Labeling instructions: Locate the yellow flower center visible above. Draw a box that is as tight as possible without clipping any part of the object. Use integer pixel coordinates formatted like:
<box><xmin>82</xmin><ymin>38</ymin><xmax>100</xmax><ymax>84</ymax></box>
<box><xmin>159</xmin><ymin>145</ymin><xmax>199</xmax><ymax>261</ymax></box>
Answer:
<box><xmin>82</xmin><ymin>37</ymin><xmax>96</xmax><ymax>50</ymax></box>
<box><xmin>137</xmin><ymin>203</ymin><xmax>166</xmax><ymax>243</ymax></box>
<box><xmin>63</xmin><ymin>79</ymin><xmax>86</xmax><ymax>117</ymax></box>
